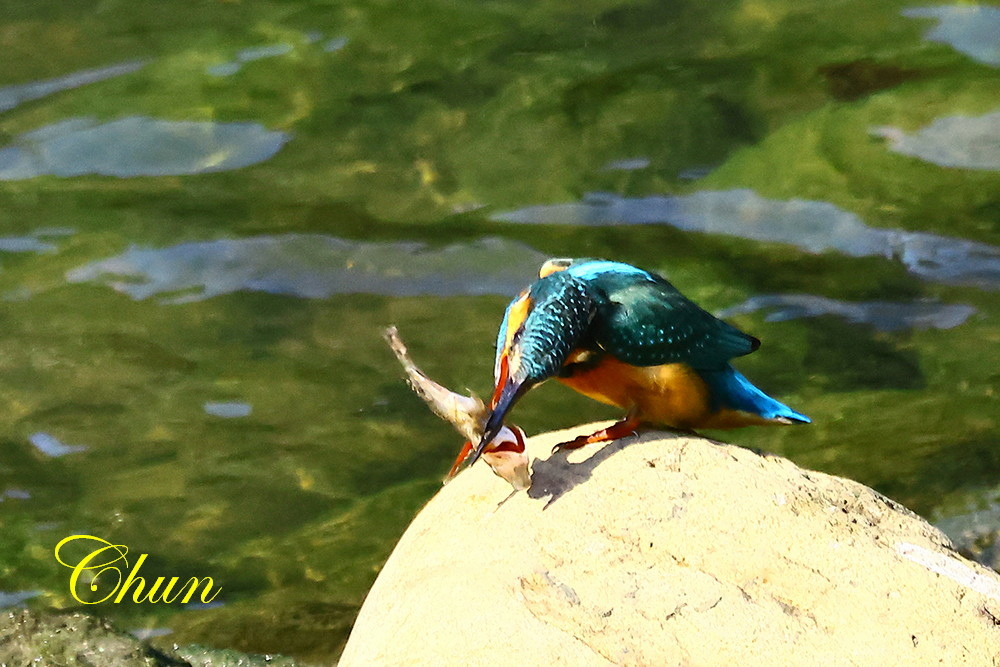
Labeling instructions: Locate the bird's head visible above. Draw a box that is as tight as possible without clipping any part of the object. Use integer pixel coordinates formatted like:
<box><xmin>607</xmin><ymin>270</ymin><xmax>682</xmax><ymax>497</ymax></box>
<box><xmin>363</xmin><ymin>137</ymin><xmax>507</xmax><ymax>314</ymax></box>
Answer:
<box><xmin>468</xmin><ymin>270</ymin><xmax>595</xmax><ymax>467</ymax></box>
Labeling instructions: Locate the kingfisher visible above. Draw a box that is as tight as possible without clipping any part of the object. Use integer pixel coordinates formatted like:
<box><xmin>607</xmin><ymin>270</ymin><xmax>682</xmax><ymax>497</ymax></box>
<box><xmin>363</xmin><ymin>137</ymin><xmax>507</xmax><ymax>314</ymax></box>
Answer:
<box><xmin>465</xmin><ymin>258</ymin><xmax>810</xmax><ymax>468</ymax></box>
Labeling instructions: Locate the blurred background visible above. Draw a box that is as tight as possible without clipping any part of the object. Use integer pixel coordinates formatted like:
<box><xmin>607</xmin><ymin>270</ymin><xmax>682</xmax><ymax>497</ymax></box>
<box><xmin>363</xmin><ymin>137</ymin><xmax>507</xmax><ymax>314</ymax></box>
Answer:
<box><xmin>0</xmin><ymin>0</ymin><xmax>997</xmax><ymax>661</ymax></box>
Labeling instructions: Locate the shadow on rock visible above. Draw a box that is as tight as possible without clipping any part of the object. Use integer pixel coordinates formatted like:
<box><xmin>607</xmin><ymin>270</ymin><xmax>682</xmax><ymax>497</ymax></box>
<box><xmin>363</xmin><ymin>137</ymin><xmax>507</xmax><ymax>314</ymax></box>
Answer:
<box><xmin>528</xmin><ymin>430</ymin><xmax>686</xmax><ymax>508</ymax></box>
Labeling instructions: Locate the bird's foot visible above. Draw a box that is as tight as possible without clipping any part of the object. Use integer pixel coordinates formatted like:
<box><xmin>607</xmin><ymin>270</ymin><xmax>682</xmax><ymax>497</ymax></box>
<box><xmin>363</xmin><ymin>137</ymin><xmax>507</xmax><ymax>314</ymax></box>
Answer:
<box><xmin>552</xmin><ymin>416</ymin><xmax>643</xmax><ymax>453</ymax></box>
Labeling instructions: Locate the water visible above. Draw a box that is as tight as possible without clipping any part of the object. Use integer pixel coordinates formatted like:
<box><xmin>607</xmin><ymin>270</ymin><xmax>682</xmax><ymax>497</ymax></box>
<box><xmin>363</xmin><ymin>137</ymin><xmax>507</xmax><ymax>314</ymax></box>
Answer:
<box><xmin>0</xmin><ymin>117</ymin><xmax>291</xmax><ymax>179</ymax></box>
<box><xmin>493</xmin><ymin>189</ymin><xmax>1000</xmax><ymax>288</ymax></box>
<box><xmin>0</xmin><ymin>0</ymin><xmax>997</xmax><ymax>662</ymax></box>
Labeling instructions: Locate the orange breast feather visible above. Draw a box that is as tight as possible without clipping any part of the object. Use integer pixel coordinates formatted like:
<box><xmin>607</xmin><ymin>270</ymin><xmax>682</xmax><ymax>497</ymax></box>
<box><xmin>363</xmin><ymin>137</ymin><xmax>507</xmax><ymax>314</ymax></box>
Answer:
<box><xmin>557</xmin><ymin>355</ymin><xmax>776</xmax><ymax>429</ymax></box>
<box><xmin>557</xmin><ymin>355</ymin><xmax>714</xmax><ymax>429</ymax></box>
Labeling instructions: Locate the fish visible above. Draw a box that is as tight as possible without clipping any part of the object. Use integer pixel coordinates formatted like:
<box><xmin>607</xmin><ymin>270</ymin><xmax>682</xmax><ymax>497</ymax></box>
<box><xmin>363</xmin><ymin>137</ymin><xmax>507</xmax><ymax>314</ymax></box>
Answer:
<box><xmin>384</xmin><ymin>326</ymin><xmax>531</xmax><ymax>491</ymax></box>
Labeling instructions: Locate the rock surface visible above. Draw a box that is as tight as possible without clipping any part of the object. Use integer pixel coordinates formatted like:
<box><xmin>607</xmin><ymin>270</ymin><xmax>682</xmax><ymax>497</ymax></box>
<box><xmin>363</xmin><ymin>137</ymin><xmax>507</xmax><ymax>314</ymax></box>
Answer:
<box><xmin>0</xmin><ymin>608</ymin><xmax>301</xmax><ymax>667</ymax></box>
<box><xmin>340</xmin><ymin>423</ymin><xmax>1000</xmax><ymax>666</ymax></box>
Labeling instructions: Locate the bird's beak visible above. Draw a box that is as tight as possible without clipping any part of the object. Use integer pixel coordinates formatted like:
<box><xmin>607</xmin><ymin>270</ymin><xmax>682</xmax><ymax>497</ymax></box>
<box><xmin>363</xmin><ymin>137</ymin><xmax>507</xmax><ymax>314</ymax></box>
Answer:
<box><xmin>467</xmin><ymin>375</ymin><xmax>529</xmax><ymax>468</ymax></box>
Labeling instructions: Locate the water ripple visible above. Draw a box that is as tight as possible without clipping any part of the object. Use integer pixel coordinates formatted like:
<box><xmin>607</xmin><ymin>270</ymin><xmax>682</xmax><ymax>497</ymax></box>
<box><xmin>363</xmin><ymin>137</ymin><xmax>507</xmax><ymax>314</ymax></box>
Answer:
<box><xmin>28</xmin><ymin>432</ymin><xmax>87</xmax><ymax>457</ymax></box>
<box><xmin>600</xmin><ymin>157</ymin><xmax>650</xmax><ymax>171</ymax></box>
<box><xmin>1</xmin><ymin>488</ymin><xmax>31</xmax><ymax>501</ymax></box>
<box><xmin>0</xmin><ymin>237</ymin><xmax>54</xmax><ymax>254</ymax></box>
<box><xmin>0</xmin><ymin>60</ymin><xmax>147</xmax><ymax>114</ymax></box>
<box><xmin>322</xmin><ymin>36</ymin><xmax>350</xmax><ymax>53</ymax></box>
<box><xmin>493</xmin><ymin>189</ymin><xmax>1000</xmax><ymax>290</ymax></box>
<box><xmin>718</xmin><ymin>294</ymin><xmax>976</xmax><ymax>331</ymax></box>
<box><xmin>872</xmin><ymin>109</ymin><xmax>1000</xmax><ymax>170</ymax></box>
<box><xmin>0</xmin><ymin>116</ymin><xmax>290</xmax><ymax>179</ymax></box>
<box><xmin>204</xmin><ymin>402</ymin><xmax>253</xmax><ymax>418</ymax></box>
<box><xmin>66</xmin><ymin>236</ymin><xmax>548</xmax><ymax>302</ymax></box>
<box><xmin>207</xmin><ymin>34</ymin><xmax>347</xmax><ymax>76</ymax></box>
<box><xmin>207</xmin><ymin>43</ymin><xmax>294</xmax><ymax>77</ymax></box>
<box><xmin>903</xmin><ymin>5</ymin><xmax>1000</xmax><ymax>67</ymax></box>
<box><xmin>0</xmin><ymin>590</ymin><xmax>41</xmax><ymax>608</ymax></box>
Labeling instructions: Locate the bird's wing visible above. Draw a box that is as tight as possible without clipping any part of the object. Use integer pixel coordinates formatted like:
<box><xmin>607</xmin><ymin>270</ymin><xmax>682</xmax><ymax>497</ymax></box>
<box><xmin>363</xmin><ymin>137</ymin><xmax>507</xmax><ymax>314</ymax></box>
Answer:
<box><xmin>587</xmin><ymin>273</ymin><xmax>759</xmax><ymax>369</ymax></box>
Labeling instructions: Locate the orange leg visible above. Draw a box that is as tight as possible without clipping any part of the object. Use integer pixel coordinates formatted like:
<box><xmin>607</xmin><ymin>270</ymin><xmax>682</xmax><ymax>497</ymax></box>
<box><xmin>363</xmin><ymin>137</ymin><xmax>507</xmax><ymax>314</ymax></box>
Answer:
<box><xmin>553</xmin><ymin>414</ymin><xmax>643</xmax><ymax>453</ymax></box>
<box><xmin>445</xmin><ymin>441</ymin><xmax>473</xmax><ymax>482</ymax></box>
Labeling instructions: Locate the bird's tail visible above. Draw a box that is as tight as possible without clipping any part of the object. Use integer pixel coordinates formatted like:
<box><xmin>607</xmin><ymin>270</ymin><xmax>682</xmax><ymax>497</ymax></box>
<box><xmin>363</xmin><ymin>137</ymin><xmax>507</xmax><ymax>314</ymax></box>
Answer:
<box><xmin>701</xmin><ymin>365</ymin><xmax>810</xmax><ymax>424</ymax></box>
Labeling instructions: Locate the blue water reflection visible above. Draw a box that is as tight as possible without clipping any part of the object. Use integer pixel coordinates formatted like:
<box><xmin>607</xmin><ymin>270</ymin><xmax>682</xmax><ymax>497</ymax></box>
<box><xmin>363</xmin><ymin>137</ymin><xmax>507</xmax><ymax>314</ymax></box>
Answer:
<box><xmin>0</xmin><ymin>228</ymin><xmax>73</xmax><ymax>256</ymax></box>
<box><xmin>321</xmin><ymin>37</ymin><xmax>349</xmax><ymax>53</ymax></box>
<box><xmin>205</xmin><ymin>62</ymin><xmax>243</xmax><ymax>77</ymax></box>
<box><xmin>206</xmin><ymin>35</ymin><xmax>347</xmax><ymax>76</ymax></box>
<box><xmin>66</xmin><ymin>236</ymin><xmax>548</xmax><ymax>302</ymax></box>
<box><xmin>207</xmin><ymin>43</ymin><xmax>294</xmax><ymax>77</ymax></box>
<box><xmin>204</xmin><ymin>402</ymin><xmax>253</xmax><ymax>418</ymax></box>
<box><xmin>0</xmin><ymin>117</ymin><xmax>290</xmax><ymax>179</ymax></box>
<box><xmin>493</xmin><ymin>189</ymin><xmax>1000</xmax><ymax>289</ymax></box>
<box><xmin>600</xmin><ymin>157</ymin><xmax>650</xmax><ymax>171</ymax></box>
<box><xmin>236</xmin><ymin>44</ymin><xmax>294</xmax><ymax>62</ymax></box>
<box><xmin>0</xmin><ymin>60</ymin><xmax>147</xmax><ymax>113</ymax></box>
<box><xmin>903</xmin><ymin>5</ymin><xmax>1000</xmax><ymax>67</ymax></box>
<box><xmin>0</xmin><ymin>591</ymin><xmax>41</xmax><ymax>608</ymax></box>
<box><xmin>872</xmin><ymin>109</ymin><xmax>1000</xmax><ymax>170</ymax></box>
<box><xmin>719</xmin><ymin>294</ymin><xmax>975</xmax><ymax>332</ymax></box>
<box><xmin>28</xmin><ymin>432</ymin><xmax>87</xmax><ymax>457</ymax></box>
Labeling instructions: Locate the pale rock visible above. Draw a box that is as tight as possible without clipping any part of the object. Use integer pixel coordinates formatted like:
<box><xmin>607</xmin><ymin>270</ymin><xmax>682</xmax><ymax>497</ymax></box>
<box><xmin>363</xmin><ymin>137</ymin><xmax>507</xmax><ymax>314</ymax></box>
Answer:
<box><xmin>340</xmin><ymin>424</ymin><xmax>1000</xmax><ymax>665</ymax></box>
